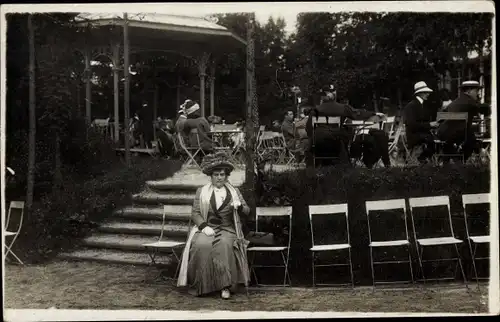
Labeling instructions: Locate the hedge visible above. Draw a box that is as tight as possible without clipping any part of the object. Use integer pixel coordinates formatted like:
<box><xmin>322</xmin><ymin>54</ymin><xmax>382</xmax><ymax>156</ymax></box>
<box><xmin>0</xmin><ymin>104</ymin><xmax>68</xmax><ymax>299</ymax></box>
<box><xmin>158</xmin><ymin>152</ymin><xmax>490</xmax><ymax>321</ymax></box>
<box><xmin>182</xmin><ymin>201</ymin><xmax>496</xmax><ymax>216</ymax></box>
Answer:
<box><xmin>9</xmin><ymin>158</ymin><xmax>182</xmax><ymax>264</ymax></box>
<box><xmin>242</xmin><ymin>164</ymin><xmax>490</xmax><ymax>286</ymax></box>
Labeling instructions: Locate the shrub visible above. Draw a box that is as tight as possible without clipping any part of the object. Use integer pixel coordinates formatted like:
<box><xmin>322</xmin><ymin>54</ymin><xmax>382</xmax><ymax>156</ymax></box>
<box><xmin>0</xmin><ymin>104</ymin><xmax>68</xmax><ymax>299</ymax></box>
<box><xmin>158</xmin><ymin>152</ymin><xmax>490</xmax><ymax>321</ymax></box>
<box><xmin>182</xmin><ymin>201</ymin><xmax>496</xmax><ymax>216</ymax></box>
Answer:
<box><xmin>250</xmin><ymin>164</ymin><xmax>490</xmax><ymax>286</ymax></box>
<box><xmin>11</xmin><ymin>158</ymin><xmax>182</xmax><ymax>264</ymax></box>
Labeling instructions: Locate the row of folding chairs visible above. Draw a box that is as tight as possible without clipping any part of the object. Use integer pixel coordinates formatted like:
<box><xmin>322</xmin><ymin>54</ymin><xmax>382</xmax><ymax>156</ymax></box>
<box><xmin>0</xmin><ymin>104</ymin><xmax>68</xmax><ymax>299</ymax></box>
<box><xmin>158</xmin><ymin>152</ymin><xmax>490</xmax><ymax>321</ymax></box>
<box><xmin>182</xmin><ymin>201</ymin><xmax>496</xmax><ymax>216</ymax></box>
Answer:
<box><xmin>250</xmin><ymin>193</ymin><xmax>490</xmax><ymax>290</ymax></box>
<box><xmin>143</xmin><ymin>193</ymin><xmax>490</xmax><ymax>290</ymax></box>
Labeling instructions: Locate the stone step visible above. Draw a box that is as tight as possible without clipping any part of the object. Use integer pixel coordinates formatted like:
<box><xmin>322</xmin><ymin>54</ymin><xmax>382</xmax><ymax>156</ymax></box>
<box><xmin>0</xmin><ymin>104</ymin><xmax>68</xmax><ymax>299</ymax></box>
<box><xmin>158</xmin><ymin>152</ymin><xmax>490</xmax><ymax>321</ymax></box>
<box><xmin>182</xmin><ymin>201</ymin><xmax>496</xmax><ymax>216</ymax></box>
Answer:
<box><xmin>98</xmin><ymin>221</ymin><xmax>190</xmax><ymax>237</ymax></box>
<box><xmin>132</xmin><ymin>191</ymin><xmax>195</xmax><ymax>205</ymax></box>
<box><xmin>82</xmin><ymin>233</ymin><xmax>186</xmax><ymax>252</ymax></box>
<box><xmin>58</xmin><ymin>248</ymin><xmax>175</xmax><ymax>267</ymax></box>
<box><xmin>113</xmin><ymin>205</ymin><xmax>191</xmax><ymax>222</ymax></box>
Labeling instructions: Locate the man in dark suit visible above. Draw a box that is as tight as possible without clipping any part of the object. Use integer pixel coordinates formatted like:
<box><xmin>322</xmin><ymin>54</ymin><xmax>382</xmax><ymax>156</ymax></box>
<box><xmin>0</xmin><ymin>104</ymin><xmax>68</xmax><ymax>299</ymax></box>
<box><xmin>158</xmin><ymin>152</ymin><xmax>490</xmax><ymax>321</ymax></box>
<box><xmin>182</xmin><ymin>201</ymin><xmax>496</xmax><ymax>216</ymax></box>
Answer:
<box><xmin>403</xmin><ymin>81</ymin><xmax>439</xmax><ymax>163</ymax></box>
<box><xmin>436</xmin><ymin>80</ymin><xmax>490</xmax><ymax>163</ymax></box>
<box><xmin>305</xmin><ymin>85</ymin><xmax>387</xmax><ymax>167</ymax></box>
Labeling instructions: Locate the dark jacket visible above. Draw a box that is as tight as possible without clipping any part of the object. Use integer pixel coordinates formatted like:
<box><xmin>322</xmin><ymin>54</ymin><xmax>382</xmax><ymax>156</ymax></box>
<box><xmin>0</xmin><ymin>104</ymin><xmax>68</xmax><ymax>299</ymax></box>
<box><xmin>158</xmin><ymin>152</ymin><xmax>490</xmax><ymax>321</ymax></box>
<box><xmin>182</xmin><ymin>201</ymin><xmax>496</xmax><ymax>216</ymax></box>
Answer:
<box><xmin>305</xmin><ymin>101</ymin><xmax>376</xmax><ymax>137</ymax></box>
<box><xmin>437</xmin><ymin>94</ymin><xmax>490</xmax><ymax>141</ymax></box>
<box><xmin>402</xmin><ymin>98</ymin><xmax>432</xmax><ymax>147</ymax></box>
<box><xmin>183</xmin><ymin>116</ymin><xmax>213</xmax><ymax>151</ymax></box>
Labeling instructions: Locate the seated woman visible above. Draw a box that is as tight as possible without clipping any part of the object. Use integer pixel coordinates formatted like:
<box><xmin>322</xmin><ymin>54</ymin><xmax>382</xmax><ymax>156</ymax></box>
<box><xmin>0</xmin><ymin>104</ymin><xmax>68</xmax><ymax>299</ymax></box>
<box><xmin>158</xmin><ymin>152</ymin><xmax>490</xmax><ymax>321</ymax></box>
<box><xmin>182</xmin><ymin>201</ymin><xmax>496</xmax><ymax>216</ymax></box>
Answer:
<box><xmin>177</xmin><ymin>152</ymin><xmax>250</xmax><ymax>299</ymax></box>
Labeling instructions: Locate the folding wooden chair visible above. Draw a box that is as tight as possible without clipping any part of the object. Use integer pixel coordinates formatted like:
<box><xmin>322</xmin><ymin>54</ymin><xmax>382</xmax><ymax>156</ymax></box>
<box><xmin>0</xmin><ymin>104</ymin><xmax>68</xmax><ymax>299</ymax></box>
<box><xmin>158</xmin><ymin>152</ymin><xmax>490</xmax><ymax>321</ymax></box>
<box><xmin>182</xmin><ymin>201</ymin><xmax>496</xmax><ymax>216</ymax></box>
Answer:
<box><xmin>248</xmin><ymin>206</ymin><xmax>293</xmax><ymax>286</ymax></box>
<box><xmin>311</xmin><ymin>116</ymin><xmax>342</xmax><ymax>168</ymax></box>
<box><xmin>142</xmin><ymin>205</ymin><xmax>190</xmax><ymax>282</ymax></box>
<box><xmin>434</xmin><ymin>112</ymin><xmax>469</xmax><ymax>163</ymax></box>
<box><xmin>4</xmin><ymin>201</ymin><xmax>25</xmax><ymax>265</ymax></box>
<box><xmin>177</xmin><ymin>132</ymin><xmax>202</xmax><ymax>168</ymax></box>
<box><xmin>365</xmin><ymin>199</ymin><xmax>414</xmax><ymax>289</ymax></box>
<box><xmin>409</xmin><ymin>196</ymin><xmax>468</xmax><ymax>288</ymax></box>
<box><xmin>462</xmin><ymin>193</ymin><xmax>491</xmax><ymax>290</ymax></box>
<box><xmin>382</xmin><ymin>116</ymin><xmax>396</xmax><ymax>140</ymax></box>
<box><xmin>309</xmin><ymin>203</ymin><xmax>354</xmax><ymax>288</ymax></box>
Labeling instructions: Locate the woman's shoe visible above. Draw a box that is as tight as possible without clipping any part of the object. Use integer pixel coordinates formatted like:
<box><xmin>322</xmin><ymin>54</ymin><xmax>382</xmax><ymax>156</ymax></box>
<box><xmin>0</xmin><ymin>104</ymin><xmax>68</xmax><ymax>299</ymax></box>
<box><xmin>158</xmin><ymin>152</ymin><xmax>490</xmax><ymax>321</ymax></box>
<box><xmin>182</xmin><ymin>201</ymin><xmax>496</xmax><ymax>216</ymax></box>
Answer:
<box><xmin>221</xmin><ymin>289</ymin><xmax>231</xmax><ymax>299</ymax></box>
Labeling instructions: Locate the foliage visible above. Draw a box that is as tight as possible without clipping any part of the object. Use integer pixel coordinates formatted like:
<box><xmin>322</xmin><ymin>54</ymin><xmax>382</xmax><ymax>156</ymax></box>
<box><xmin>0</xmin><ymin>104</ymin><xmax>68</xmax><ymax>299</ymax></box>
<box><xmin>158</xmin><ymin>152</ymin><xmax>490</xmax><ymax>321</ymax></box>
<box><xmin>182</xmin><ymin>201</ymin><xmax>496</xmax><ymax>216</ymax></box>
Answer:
<box><xmin>254</xmin><ymin>164</ymin><xmax>490</xmax><ymax>284</ymax></box>
<box><xmin>10</xmin><ymin>159</ymin><xmax>182</xmax><ymax>264</ymax></box>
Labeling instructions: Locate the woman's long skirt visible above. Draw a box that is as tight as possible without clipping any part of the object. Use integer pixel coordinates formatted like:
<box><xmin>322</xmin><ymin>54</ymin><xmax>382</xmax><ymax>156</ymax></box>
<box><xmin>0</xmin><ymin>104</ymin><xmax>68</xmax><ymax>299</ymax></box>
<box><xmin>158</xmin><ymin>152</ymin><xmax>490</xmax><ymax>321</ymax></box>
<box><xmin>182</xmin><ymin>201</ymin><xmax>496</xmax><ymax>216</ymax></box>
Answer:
<box><xmin>187</xmin><ymin>228</ymin><xmax>246</xmax><ymax>296</ymax></box>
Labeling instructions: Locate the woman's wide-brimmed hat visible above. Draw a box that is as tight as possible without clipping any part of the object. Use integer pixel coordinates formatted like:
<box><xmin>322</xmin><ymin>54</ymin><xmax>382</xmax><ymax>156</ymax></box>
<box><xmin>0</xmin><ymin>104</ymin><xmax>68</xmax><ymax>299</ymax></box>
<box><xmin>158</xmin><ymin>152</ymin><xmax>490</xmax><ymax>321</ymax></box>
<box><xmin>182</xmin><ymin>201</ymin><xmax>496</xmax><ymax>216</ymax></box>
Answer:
<box><xmin>201</xmin><ymin>152</ymin><xmax>235</xmax><ymax>176</ymax></box>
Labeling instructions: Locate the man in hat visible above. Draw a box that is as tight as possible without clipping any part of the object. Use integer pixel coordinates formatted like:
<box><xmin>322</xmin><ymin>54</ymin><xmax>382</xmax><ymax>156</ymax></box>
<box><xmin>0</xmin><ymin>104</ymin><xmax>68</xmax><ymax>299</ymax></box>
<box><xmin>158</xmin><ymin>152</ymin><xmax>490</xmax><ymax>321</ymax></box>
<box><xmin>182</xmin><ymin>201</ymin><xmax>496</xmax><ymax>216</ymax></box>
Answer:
<box><xmin>436</xmin><ymin>80</ymin><xmax>490</xmax><ymax>163</ymax></box>
<box><xmin>402</xmin><ymin>81</ymin><xmax>439</xmax><ymax>163</ymax></box>
<box><xmin>183</xmin><ymin>100</ymin><xmax>214</xmax><ymax>158</ymax></box>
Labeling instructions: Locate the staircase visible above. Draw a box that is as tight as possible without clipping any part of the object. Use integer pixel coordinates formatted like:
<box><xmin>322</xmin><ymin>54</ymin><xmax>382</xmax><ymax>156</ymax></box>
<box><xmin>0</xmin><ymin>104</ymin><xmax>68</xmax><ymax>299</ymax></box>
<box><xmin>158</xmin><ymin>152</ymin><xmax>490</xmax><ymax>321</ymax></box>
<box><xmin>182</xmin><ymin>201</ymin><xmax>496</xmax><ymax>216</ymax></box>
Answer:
<box><xmin>59</xmin><ymin>167</ymin><xmax>246</xmax><ymax>266</ymax></box>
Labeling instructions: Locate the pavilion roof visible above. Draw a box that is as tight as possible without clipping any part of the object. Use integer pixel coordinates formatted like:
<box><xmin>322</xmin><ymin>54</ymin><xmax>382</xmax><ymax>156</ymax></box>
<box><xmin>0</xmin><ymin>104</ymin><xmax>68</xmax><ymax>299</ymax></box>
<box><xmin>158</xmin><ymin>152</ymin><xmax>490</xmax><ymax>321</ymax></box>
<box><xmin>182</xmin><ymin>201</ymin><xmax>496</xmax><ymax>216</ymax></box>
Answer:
<box><xmin>75</xmin><ymin>13</ymin><xmax>246</xmax><ymax>58</ymax></box>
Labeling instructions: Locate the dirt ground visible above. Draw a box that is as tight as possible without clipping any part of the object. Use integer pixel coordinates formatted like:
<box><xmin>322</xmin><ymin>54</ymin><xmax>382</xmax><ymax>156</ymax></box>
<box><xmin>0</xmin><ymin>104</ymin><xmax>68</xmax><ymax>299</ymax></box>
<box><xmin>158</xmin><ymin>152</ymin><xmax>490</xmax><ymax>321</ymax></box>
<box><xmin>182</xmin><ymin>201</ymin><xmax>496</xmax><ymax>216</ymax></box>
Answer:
<box><xmin>4</xmin><ymin>261</ymin><xmax>489</xmax><ymax>313</ymax></box>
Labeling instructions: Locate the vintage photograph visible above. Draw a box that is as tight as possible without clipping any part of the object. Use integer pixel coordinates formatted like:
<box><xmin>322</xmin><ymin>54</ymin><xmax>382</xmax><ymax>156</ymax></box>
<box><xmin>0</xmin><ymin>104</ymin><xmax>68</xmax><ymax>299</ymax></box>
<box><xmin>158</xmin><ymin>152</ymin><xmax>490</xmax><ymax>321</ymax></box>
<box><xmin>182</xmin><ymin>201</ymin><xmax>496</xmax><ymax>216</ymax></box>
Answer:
<box><xmin>1</xmin><ymin>1</ymin><xmax>497</xmax><ymax>320</ymax></box>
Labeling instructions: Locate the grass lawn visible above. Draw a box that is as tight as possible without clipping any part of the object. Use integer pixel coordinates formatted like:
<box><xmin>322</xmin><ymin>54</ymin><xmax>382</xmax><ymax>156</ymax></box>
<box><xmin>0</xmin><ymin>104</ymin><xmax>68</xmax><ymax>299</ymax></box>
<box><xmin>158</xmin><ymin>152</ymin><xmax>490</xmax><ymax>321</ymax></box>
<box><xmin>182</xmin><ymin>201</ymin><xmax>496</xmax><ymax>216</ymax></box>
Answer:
<box><xmin>4</xmin><ymin>261</ymin><xmax>489</xmax><ymax>313</ymax></box>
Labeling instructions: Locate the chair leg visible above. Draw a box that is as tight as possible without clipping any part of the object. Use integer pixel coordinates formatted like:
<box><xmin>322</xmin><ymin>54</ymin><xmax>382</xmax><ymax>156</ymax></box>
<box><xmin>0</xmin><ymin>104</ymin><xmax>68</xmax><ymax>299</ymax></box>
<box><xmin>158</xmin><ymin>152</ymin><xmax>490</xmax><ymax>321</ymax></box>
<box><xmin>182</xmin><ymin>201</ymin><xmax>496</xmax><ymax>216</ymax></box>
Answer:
<box><xmin>454</xmin><ymin>243</ymin><xmax>469</xmax><ymax>289</ymax></box>
<box><xmin>369</xmin><ymin>246</ymin><xmax>376</xmax><ymax>291</ymax></box>
<box><xmin>469</xmin><ymin>241</ymin><xmax>481</xmax><ymax>291</ymax></box>
<box><xmin>312</xmin><ymin>252</ymin><xmax>316</xmax><ymax>288</ymax></box>
<box><xmin>416</xmin><ymin>245</ymin><xmax>426</xmax><ymax>287</ymax></box>
<box><xmin>5</xmin><ymin>247</ymin><xmax>24</xmax><ymax>265</ymax></box>
<box><xmin>281</xmin><ymin>251</ymin><xmax>289</xmax><ymax>286</ymax></box>
<box><xmin>348</xmin><ymin>248</ymin><xmax>355</xmax><ymax>289</ymax></box>
<box><xmin>408</xmin><ymin>245</ymin><xmax>415</xmax><ymax>284</ymax></box>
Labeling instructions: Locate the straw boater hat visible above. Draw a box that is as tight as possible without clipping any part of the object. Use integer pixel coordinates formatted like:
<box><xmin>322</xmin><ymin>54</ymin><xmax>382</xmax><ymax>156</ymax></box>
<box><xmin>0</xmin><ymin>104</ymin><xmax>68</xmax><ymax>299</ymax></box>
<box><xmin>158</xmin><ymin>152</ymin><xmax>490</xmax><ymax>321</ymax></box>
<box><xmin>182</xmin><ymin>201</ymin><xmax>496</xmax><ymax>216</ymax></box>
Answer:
<box><xmin>459</xmin><ymin>80</ymin><xmax>483</xmax><ymax>89</ymax></box>
<box><xmin>201</xmin><ymin>152</ymin><xmax>235</xmax><ymax>176</ymax></box>
<box><xmin>414</xmin><ymin>81</ymin><xmax>433</xmax><ymax>94</ymax></box>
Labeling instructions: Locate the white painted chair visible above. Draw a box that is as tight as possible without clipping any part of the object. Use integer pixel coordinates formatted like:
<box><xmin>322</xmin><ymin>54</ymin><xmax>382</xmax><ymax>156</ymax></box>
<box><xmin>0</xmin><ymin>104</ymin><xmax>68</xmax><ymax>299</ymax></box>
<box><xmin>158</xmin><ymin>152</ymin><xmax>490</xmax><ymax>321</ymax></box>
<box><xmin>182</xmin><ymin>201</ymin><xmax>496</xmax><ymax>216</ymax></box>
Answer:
<box><xmin>308</xmin><ymin>203</ymin><xmax>354</xmax><ymax>288</ymax></box>
<box><xmin>4</xmin><ymin>201</ymin><xmax>25</xmax><ymax>265</ymax></box>
<box><xmin>462</xmin><ymin>193</ymin><xmax>491</xmax><ymax>289</ymax></box>
<box><xmin>408</xmin><ymin>196</ymin><xmax>468</xmax><ymax>288</ymax></box>
<box><xmin>365</xmin><ymin>199</ymin><xmax>414</xmax><ymax>289</ymax></box>
<box><xmin>142</xmin><ymin>205</ymin><xmax>190</xmax><ymax>282</ymax></box>
<box><xmin>248</xmin><ymin>206</ymin><xmax>293</xmax><ymax>287</ymax></box>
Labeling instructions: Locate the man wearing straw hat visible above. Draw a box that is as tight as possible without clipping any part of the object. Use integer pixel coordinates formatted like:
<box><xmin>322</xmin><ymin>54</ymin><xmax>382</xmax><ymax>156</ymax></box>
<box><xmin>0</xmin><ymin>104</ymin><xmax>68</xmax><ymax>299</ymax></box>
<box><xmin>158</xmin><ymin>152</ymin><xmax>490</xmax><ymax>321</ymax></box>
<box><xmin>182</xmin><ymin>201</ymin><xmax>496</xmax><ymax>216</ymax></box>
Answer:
<box><xmin>436</xmin><ymin>80</ymin><xmax>490</xmax><ymax>163</ymax></box>
<box><xmin>403</xmin><ymin>81</ymin><xmax>439</xmax><ymax>163</ymax></box>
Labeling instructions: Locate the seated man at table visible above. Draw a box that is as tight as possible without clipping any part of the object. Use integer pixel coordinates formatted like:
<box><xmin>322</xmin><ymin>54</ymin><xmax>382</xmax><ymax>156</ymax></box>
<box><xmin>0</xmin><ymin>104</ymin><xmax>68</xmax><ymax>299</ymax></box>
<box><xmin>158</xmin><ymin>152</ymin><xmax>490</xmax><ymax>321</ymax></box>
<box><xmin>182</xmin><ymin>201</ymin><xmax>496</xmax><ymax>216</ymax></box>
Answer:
<box><xmin>306</xmin><ymin>86</ymin><xmax>387</xmax><ymax>167</ymax></box>
<box><xmin>294</xmin><ymin>106</ymin><xmax>310</xmax><ymax>159</ymax></box>
<box><xmin>182</xmin><ymin>100</ymin><xmax>214</xmax><ymax>160</ymax></box>
<box><xmin>403</xmin><ymin>81</ymin><xmax>439</xmax><ymax>163</ymax></box>
<box><xmin>436</xmin><ymin>80</ymin><xmax>491</xmax><ymax>163</ymax></box>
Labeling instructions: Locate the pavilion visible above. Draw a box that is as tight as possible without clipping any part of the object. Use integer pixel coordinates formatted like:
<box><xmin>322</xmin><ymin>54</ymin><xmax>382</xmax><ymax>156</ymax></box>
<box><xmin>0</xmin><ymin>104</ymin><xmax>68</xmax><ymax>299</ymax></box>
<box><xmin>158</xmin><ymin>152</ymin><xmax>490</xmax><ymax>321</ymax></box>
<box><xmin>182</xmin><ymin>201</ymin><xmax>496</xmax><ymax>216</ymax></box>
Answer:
<box><xmin>75</xmin><ymin>13</ymin><xmax>247</xmax><ymax>143</ymax></box>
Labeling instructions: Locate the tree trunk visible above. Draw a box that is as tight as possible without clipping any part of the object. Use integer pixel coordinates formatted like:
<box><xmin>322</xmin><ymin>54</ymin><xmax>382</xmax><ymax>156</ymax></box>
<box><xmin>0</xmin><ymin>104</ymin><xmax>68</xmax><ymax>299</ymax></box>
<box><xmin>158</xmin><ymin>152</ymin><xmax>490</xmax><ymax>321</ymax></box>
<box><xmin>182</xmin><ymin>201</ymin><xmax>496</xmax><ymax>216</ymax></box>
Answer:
<box><xmin>245</xmin><ymin>13</ymin><xmax>257</xmax><ymax>214</ymax></box>
<box><xmin>53</xmin><ymin>133</ymin><xmax>63</xmax><ymax>190</ymax></box>
<box><xmin>27</xmin><ymin>14</ymin><xmax>36</xmax><ymax>213</ymax></box>
<box><xmin>123</xmin><ymin>13</ymin><xmax>131</xmax><ymax>167</ymax></box>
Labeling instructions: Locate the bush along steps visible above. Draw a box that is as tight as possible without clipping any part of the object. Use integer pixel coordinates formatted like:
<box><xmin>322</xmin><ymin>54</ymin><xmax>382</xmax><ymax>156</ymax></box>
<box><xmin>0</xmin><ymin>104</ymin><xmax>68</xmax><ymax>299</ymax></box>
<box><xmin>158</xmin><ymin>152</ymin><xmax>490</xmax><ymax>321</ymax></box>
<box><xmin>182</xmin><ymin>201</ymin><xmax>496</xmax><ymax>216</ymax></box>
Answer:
<box><xmin>246</xmin><ymin>163</ymin><xmax>490</xmax><ymax>287</ymax></box>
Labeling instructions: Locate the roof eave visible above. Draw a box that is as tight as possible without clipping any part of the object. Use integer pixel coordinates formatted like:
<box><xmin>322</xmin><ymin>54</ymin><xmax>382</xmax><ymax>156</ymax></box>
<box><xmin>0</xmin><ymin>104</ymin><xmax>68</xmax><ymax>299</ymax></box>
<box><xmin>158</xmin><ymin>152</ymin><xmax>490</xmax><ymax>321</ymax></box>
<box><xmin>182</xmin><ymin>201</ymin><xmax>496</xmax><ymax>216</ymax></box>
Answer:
<box><xmin>76</xmin><ymin>18</ymin><xmax>246</xmax><ymax>46</ymax></box>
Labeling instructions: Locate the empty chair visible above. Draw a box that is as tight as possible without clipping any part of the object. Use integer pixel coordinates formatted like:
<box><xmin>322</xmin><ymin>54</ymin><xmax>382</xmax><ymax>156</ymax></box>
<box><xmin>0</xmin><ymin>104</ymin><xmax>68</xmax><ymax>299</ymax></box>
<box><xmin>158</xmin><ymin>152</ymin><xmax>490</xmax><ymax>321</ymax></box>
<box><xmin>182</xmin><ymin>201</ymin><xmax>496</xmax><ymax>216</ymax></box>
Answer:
<box><xmin>143</xmin><ymin>205</ymin><xmax>191</xmax><ymax>282</ymax></box>
<box><xmin>462</xmin><ymin>193</ymin><xmax>491</xmax><ymax>289</ymax></box>
<box><xmin>408</xmin><ymin>196</ymin><xmax>468</xmax><ymax>288</ymax></box>
<box><xmin>248</xmin><ymin>206</ymin><xmax>293</xmax><ymax>286</ymax></box>
<box><xmin>365</xmin><ymin>199</ymin><xmax>414</xmax><ymax>289</ymax></box>
<box><xmin>4</xmin><ymin>201</ymin><xmax>25</xmax><ymax>265</ymax></box>
<box><xmin>308</xmin><ymin>203</ymin><xmax>354</xmax><ymax>288</ymax></box>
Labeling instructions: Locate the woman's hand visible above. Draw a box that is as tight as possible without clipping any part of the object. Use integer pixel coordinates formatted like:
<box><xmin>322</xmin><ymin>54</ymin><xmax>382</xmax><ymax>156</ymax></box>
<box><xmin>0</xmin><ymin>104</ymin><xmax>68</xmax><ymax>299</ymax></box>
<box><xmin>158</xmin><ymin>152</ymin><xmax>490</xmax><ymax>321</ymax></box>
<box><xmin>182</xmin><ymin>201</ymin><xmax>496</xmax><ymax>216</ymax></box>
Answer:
<box><xmin>202</xmin><ymin>226</ymin><xmax>215</xmax><ymax>236</ymax></box>
<box><xmin>232</xmin><ymin>201</ymin><xmax>242</xmax><ymax>211</ymax></box>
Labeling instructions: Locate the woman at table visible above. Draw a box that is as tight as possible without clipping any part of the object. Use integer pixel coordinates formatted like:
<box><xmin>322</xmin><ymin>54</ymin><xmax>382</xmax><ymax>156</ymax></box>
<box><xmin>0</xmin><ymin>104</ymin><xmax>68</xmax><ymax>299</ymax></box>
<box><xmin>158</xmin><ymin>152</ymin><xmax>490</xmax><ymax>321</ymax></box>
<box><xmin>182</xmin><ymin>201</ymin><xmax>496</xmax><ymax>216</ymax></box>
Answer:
<box><xmin>177</xmin><ymin>152</ymin><xmax>250</xmax><ymax>299</ymax></box>
<box><xmin>182</xmin><ymin>100</ymin><xmax>214</xmax><ymax>157</ymax></box>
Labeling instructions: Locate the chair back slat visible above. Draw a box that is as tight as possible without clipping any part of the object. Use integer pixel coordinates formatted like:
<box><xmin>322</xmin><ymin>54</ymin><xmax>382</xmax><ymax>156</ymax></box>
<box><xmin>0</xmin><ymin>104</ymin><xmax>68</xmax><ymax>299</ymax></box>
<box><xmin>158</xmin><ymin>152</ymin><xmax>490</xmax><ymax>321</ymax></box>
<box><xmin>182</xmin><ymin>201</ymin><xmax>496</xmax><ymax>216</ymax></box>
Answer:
<box><xmin>256</xmin><ymin>206</ymin><xmax>292</xmax><ymax>217</ymax></box>
<box><xmin>462</xmin><ymin>193</ymin><xmax>490</xmax><ymax>205</ymax></box>
<box><xmin>409</xmin><ymin>196</ymin><xmax>450</xmax><ymax>208</ymax></box>
<box><xmin>312</xmin><ymin>116</ymin><xmax>341</xmax><ymax>125</ymax></box>
<box><xmin>309</xmin><ymin>204</ymin><xmax>348</xmax><ymax>216</ymax></box>
<box><xmin>436</xmin><ymin>112</ymin><xmax>468</xmax><ymax>122</ymax></box>
<box><xmin>9</xmin><ymin>201</ymin><xmax>25</xmax><ymax>209</ymax></box>
<box><xmin>366</xmin><ymin>199</ymin><xmax>406</xmax><ymax>212</ymax></box>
